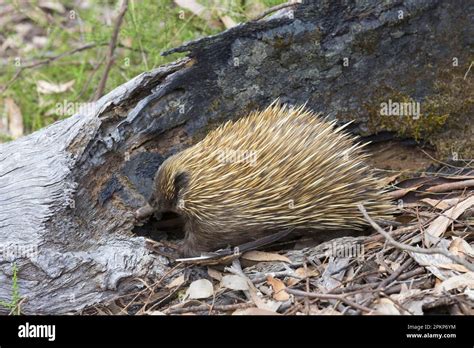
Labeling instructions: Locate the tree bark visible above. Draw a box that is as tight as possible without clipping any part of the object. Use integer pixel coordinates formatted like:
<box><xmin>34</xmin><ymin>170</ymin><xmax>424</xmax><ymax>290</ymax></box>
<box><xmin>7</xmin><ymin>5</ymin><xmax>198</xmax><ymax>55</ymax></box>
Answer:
<box><xmin>0</xmin><ymin>0</ymin><xmax>471</xmax><ymax>314</ymax></box>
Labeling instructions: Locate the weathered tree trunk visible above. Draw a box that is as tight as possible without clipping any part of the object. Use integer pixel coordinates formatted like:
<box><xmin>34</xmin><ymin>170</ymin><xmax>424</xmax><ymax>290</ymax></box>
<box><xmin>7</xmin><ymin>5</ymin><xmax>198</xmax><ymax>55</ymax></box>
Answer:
<box><xmin>0</xmin><ymin>1</ymin><xmax>471</xmax><ymax>314</ymax></box>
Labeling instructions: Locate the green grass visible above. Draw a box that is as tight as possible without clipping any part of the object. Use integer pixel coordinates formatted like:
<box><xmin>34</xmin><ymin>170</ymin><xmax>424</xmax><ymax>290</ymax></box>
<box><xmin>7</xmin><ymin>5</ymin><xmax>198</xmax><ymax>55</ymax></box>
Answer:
<box><xmin>0</xmin><ymin>263</ymin><xmax>21</xmax><ymax>315</ymax></box>
<box><xmin>0</xmin><ymin>0</ymin><xmax>287</xmax><ymax>135</ymax></box>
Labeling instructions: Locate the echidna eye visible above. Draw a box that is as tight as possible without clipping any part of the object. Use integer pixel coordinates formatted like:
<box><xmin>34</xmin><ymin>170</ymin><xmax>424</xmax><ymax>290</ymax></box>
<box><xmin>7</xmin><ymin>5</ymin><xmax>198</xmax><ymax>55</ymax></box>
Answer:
<box><xmin>174</xmin><ymin>171</ymin><xmax>189</xmax><ymax>193</ymax></box>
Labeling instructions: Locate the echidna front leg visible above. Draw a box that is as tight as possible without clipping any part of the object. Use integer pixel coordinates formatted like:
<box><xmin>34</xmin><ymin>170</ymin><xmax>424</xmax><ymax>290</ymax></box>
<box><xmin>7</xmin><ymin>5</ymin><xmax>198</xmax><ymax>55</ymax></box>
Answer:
<box><xmin>179</xmin><ymin>235</ymin><xmax>200</xmax><ymax>258</ymax></box>
<box><xmin>179</xmin><ymin>220</ymin><xmax>209</xmax><ymax>257</ymax></box>
<box><xmin>180</xmin><ymin>219</ymin><xmax>233</xmax><ymax>257</ymax></box>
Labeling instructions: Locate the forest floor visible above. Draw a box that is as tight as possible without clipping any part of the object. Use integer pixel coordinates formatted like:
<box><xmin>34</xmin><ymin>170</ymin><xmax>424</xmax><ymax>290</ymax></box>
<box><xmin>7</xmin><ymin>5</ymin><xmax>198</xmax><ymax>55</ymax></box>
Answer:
<box><xmin>86</xmin><ymin>165</ymin><xmax>474</xmax><ymax>315</ymax></box>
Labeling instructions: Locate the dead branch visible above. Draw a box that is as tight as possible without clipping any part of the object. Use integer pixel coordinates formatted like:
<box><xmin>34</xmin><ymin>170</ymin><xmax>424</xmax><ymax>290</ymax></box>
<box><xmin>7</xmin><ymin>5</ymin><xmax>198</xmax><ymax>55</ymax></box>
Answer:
<box><xmin>426</xmin><ymin>179</ymin><xmax>474</xmax><ymax>193</ymax></box>
<box><xmin>376</xmin><ymin>258</ymin><xmax>412</xmax><ymax>290</ymax></box>
<box><xmin>93</xmin><ymin>0</ymin><xmax>129</xmax><ymax>101</ymax></box>
<box><xmin>252</xmin><ymin>1</ymin><xmax>300</xmax><ymax>21</ymax></box>
<box><xmin>0</xmin><ymin>43</ymin><xmax>97</xmax><ymax>95</ymax></box>
<box><xmin>285</xmin><ymin>288</ymin><xmax>372</xmax><ymax>313</ymax></box>
<box><xmin>166</xmin><ymin>302</ymin><xmax>253</xmax><ymax>314</ymax></box>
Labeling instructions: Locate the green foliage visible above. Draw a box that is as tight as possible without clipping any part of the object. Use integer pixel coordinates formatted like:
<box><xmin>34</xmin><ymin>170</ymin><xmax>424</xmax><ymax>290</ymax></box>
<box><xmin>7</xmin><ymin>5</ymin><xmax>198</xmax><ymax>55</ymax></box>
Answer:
<box><xmin>0</xmin><ymin>0</ymin><xmax>286</xmax><ymax>135</ymax></box>
<box><xmin>0</xmin><ymin>263</ymin><xmax>21</xmax><ymax>315</ymax></box>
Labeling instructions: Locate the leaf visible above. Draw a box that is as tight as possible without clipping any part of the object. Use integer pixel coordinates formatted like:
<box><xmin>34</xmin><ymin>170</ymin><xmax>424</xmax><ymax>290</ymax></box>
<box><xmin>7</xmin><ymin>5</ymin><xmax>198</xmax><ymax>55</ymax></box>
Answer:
<box><xmin>32</xmin><ymin>36</ymin><xmax>48</xmax><ymax>49</ymax></box>
<box><xmin>438</xmin><ymin>263</ymin><xmax>470</xmax><ymax>273</ymax></box>
<box><xmin>266</xmin><ymin>276</ymin><xmax>289</xmax><ymax>301</ymax></box>
<box><xmin>185</xmin><ymin>279</ymin><xmax>214</xmax><ymax>300</ymax></box>
<box><xmin>242</xmin><ymin>250</ymin><xmax>291</xmax><ymax>263</ymax></box>
<box><xmin>424</xmin><ymin>196</ymin><xmax>474</xmax><ymax>247</ymax></box>
<box><xmin>38</xmin><ymin>0</ymin><xmax>65</xmax><ymax>13</ymax></box>
<box><xmin>365</xmin><ymin>241</ymin><xmax>383</xmax><ymax>250</ymax></box>
<box><xmin>421</xmin><ymin>198</ymin><xmax>460</xmax><ymax>210</ymax></box>
<box><xmin>390</xmin><ymin>288</ymin><xmax>432</xmax><ymax>315</ymax></box>
<box><xmin>296</xmin><ymin>266</ymin><xmax>319</xmax><ymax>277</ymax></box>
<box><xmin>207</xmin><ymin>267</ymin><xmax>223</xmax><ymax>281</ymax></box>
<box><xmin>148</xmin><ymin>310</ymin><xmax>166</xmax><ymax>315</ymax></box>
<box><xmin>232</xmin><ymin>307</ymin><xmax>280</xmax><ymax>315</ymax></box>
<box><xmin>318</xmin><ymin>257</ymin><xmax>349</xmax><ymax>291</ymax></box>
<box><xmin>371</xmin><ymin>298</ymin><xmax>400</xmax><ymax>315</ymax></box>
<box><xmin>443</xmin><ymin>175</ymin><xmax>474</xmax><ymax>180</ymax></box>
<box><xmin>387</xmin><ymin>184</ymin><xmax>422</xmax><ymax>200</ymax></box>
<box><xmin>4</xmin><ymin>97</ymin><xmax>23</xmax><ymax>138</ymax></box>
<box><xmin>378</xmin><ymin>173</ymin><xmax>400</xmax><ymax>187</ymax></box>
<box><xmin>286</xmin><ymin>267</ymin><xmax>319</xmax><ymax>286</ymax></box>
<box><xmin>234</xmin><ymin>269</ymin><xmax>280</xmax><ymax>312</ymax></box>
<box><xmin>409</xmin><ymin>239</ymin><xmax>461</xmax><ymax>281</ymax></box>
<box><xmin>173</xmin><ymin>0</ymin><xmax>220</xmax><ymax>28</ymax></box>
<box><xmin>436</xmin><ymin>272</ymin><xmax>474</xmax><ymax>293</ymax></box>
<box><xmin>174</xmin><ymin>0</ymin><xmax>206</xmax><ymax>18</ymax></box>
<box><xmin>426</xmin><ymin>180</ymin><xmax>474</xmax><ymax>193</ymax></box>
<box><xmin>166</xmin><ymin>275</ymin><xmax>185</xmax><ymax>289</ymax></box>
<box><xmin>219</xmin><ymin>15</ymin><xmax>237</xmax><ymax>29</ymax></box>
<box><xmin>220</xmin><ymin>275</ymin><xmax>249</xmax><ymax>291</ymax></box>
<box><xmin>449</xmin><ymin>237</ymin><xmax>474</xmax><ymax>258</ymax></box>
<box><xmin>36</xmin><ymin>80</ymin><xmax>75</xmax><ymax>94</ymax></box>
<box><xmin>464</xmin><ymin>288</ymin><xmax>474</xmax><ymax>301</ymax></box>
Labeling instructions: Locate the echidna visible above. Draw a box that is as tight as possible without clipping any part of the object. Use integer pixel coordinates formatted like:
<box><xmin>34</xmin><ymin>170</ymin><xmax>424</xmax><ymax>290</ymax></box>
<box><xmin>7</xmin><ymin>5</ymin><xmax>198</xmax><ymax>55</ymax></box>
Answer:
<box><xmin>147</xmin><ymin>102</ymin><xmax>393</xmax><ymax>257</ymax></box>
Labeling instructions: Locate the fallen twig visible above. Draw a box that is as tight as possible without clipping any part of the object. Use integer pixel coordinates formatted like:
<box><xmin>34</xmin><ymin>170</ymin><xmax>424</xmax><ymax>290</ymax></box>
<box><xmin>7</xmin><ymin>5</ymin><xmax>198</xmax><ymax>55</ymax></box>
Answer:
<box><xmin>250</xmin><ymin>271</ymin><xmax>303</xmax><ymax>285</ymax></box>
<box><xmin>0</xmin><ymin>43</ymin><xmax>97</xmax><ymax>95</ymax></box>
<box><xmin>426</xmin><ymin>179</ymin><xmax>474</xmax><ymax>193</ymax></box>
<box><xmin>464</xmin><ymin>61</ymin><xmax>473</xmax><ymax>80</ymax></box>
<box><xmin>366</xmin><ymin>225</ymin><xmax>419</xmax><ymax>243</ymax></box>
<box><xmin>252</xmin><ymin>1</ymin><xmax>300</xmax><ymax>21</ymax></box>
<box><xmin>285</xmin><ymin>288</ymin><xmax>372</xmax><ymax>313</ymax></box>
<box><xmin>166</xmin><ymin>302</ymin><xmax>253</xmax><ymax>314</ymax></box>
<box><xmin>358</xmin><ymin>204</ymin><xmax>474</xmax><ymax>272</ymax></box>
<box><xmin>397</xmin><ymin>267</ymin><xmax>426</xmax><ymax>280</ymax></box>
<box><xmin>176</xmin><ymin>228</ymin><xmax>293</xmax><ymax>264</ymax></box>
<box><xmin>376</xmin><ymin>258</ymin><xmax>412</xmax><ymax>291</ymax></box>
<box><xmin>304</xmin><ymin>261</ymin><xmax>310</xmax><ymax>315</ymax></box>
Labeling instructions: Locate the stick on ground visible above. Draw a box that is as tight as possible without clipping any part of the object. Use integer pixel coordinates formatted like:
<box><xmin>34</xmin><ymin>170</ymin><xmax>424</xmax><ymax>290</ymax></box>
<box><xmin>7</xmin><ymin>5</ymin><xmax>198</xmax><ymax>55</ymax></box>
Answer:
<box><xmin>358</xmin><ymin>204</ymin><xmax>474</xmax><ymax>272</ymax></box>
